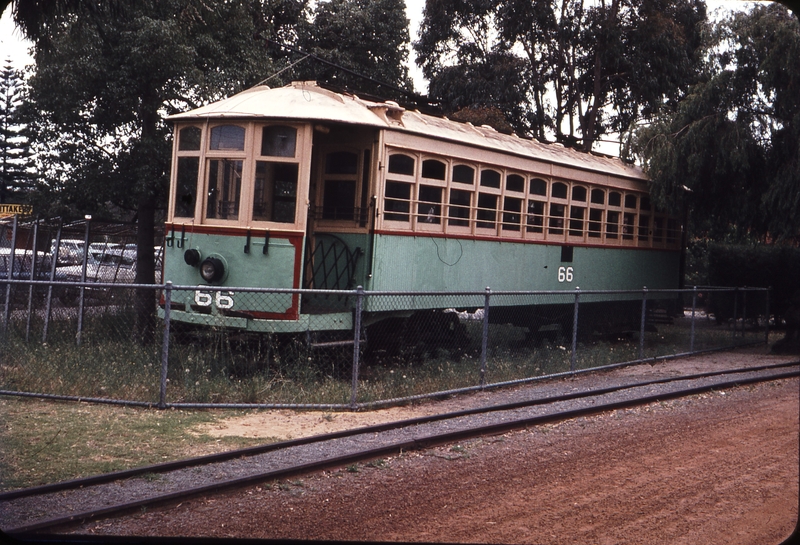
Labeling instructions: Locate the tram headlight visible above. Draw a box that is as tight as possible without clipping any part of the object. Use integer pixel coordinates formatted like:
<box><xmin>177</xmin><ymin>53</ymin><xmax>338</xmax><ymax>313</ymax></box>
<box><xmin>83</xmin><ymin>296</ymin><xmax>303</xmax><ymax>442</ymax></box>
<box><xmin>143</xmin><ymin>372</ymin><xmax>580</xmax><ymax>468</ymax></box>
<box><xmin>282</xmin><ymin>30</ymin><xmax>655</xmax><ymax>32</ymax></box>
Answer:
<box><xmin>184</xmin><ymin>249</ymin><xmax>201</xmax><ymax>267</ymax></box>
<box><xmin>200</xmin><ymin>257</ymin><xmax>225</xmax><ymax>283</ymax></box>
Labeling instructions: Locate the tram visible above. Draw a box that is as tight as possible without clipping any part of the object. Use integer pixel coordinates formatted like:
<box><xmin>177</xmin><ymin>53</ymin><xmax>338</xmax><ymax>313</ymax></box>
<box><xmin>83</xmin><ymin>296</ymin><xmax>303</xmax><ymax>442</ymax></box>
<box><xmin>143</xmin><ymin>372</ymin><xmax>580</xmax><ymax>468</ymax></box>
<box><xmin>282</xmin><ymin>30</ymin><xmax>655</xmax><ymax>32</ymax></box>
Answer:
<box><xmin>162</xmin><ymin>81</ymin><xmax>681</xmax><ymax>341</ymax></box>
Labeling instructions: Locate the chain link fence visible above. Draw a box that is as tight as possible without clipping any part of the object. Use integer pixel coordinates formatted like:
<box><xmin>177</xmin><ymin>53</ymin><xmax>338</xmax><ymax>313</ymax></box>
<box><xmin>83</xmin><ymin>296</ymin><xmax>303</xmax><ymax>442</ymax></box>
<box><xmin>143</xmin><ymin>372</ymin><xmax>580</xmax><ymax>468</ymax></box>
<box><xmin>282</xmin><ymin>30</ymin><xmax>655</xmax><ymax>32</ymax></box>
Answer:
<box><xmin>0</xmin><ymin>271</ymin><xmax>773</xmax><ymax>410</ymax></box>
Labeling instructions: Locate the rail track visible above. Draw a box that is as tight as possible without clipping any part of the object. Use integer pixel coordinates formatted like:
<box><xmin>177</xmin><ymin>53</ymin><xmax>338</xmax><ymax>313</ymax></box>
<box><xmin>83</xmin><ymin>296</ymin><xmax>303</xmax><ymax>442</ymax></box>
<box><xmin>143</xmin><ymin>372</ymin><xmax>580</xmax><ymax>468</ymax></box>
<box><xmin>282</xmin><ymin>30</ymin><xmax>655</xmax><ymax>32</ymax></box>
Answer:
<box><xmin>2</xmin><ymin>360</ymin><xmax>798</xmax><ymax>536</ymax></box>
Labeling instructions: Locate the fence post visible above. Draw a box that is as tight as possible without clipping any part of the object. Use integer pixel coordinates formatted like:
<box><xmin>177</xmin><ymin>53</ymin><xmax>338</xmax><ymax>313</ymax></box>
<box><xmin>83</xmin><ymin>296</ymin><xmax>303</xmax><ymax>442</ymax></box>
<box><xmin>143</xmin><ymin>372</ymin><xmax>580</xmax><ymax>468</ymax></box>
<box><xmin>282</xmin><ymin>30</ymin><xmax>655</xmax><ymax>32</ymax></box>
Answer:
<box><xmin>25</xmin><ymin>217</ymin><xmax>40</xmax><ymax>342</ymax></box>
<box><xmin>639</xmin><ymin>287</ymin><xmax>648</xmax><ymax>360</ymax></box>
<box><xmin>742</xmin><ymin>288</ymin><xmax>748</xmax><ymax>339</ymax></box>
<box><xmin>480</xmin><ymin>287</ymin><xmax>491</xmax><ymax>387</ymax></box>
<box><xmin>2</xmin><ymin>215</ymin><xmax>18</xmax><ymax>334</ymax></box>
<box><xmin>350</xmin><ymin>286</ymin><xmax>364</xmax><ymax>409</ymax></box>
<box><xmin>43</xmin><ymin>221</ymin><xmax>63</xmax><ymax>343</ymax></box>
<box><xmin>732</xmin><ymin>287</ymin><xmax>739</xmax><ymax>339</ymax></box>
<box><xmin>158</xmin><ymin>281</ymin><xmax>172</xmax><ymax>409</ymax></box>
<box><xmin>570</xmin><ymin>287</ymin><xmax>580</xmax><ymax>372</ymax></box>
<box><xmin>765</xmin><ymin>287</ymin><xmax>771</xmax><ymax>347</ymax></box>
<box><xmin>76</xmin><ymin>216</ymin><xmax>91</xmax><ymax>346</ymax></box>
<box><xmin>690</xmin><ymin>286</ymin><xmax>697</xmax><ymax>353</ymax></box>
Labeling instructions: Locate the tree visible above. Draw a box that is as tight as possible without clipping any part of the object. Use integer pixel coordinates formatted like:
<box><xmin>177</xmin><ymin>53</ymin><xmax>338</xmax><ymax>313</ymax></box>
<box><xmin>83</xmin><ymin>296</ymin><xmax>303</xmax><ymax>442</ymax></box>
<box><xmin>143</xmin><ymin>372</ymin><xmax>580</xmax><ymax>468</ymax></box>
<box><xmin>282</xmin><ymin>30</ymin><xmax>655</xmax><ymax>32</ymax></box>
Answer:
<box><xmin>14</xmin><ymin>0</ymin><xmax>306</xmax><ymax>337</ymax></box>
<box><xmin>0</xmin><ymin>57</ymin><xmax>34</xmax><ymax>203</ymax></box>
<box><xmin>296</xmin><ymin>0</ymin><xmax>413</xmax><ymax>98</ymax></box>
<box><xmin>628</xmin><ymin>3</ymin><xmax>800</xmax><ymax>243</ymax></box>
<box><xmin>415</xmin><ymin>0</ymin><xmax>707</xmax><ymax>150</ymax></box>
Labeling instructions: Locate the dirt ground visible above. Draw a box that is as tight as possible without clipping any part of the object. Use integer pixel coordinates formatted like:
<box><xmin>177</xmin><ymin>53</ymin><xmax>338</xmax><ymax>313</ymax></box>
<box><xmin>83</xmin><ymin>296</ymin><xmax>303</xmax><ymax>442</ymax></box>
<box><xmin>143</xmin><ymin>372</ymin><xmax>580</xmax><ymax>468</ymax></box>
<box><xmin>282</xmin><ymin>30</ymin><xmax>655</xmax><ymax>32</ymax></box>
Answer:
<box><xmin>73</xmin><ymin>375</ymin><xmax>799</xmax><ymax>544</ymax></box>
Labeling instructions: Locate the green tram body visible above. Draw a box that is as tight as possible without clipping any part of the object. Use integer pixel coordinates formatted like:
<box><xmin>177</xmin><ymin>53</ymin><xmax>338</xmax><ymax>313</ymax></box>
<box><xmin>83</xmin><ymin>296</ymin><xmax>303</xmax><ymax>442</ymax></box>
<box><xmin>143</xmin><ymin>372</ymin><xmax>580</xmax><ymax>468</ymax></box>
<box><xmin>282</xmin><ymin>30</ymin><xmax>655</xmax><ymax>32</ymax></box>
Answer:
<box><xmin>162</xmin><ymin>82</ymin><xmax>681</xmax><ymax>337</ymax></box>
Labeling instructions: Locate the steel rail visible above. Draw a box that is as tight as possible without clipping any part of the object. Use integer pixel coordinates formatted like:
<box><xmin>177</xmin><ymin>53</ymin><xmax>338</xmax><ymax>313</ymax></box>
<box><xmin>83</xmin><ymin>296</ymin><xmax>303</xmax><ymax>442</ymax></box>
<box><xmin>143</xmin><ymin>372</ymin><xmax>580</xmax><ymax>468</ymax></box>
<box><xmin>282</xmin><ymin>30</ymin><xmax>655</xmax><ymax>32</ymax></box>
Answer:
<box><xmin>2</xmin><ymin>359</ymin><xmax>795</xmax><ymax>503</ymax></box>
<box><xmin>1</xmin><ymin>360</ymin><xmax>797</xmax><ymax>505</ymax></box>
<box><xmin>3</xmin><ymin>362</ymin><xmax>798</xmax><ymax>535</ymax></box>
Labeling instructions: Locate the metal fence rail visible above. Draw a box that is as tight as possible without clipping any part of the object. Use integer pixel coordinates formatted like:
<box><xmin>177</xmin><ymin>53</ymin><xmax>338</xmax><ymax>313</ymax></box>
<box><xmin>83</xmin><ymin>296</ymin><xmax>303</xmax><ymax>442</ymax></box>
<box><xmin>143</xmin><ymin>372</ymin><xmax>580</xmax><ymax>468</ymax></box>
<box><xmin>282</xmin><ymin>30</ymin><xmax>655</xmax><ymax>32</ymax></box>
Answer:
<box><xmin>0</xmin><ymin>279</ymin><xmax>772</xmax><ymax>411</ymax></box>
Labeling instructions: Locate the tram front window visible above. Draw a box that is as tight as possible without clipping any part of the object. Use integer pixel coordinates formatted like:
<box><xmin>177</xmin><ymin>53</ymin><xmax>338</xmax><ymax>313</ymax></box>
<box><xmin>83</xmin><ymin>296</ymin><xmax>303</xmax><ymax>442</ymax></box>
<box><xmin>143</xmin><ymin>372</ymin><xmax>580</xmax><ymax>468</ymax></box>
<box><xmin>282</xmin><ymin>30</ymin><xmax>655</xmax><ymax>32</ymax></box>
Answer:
<box><xmin>174</xmin><ymin>157</ymin><xmax>199</xmax><ymax>218</ymax></box>
<box><xmin>206</xmin><ymin>159</ymin><xmax>243</xmax><ymax>220</ymax></box>
<box><xmin>254</xmin><ymin>162</ymin><xmax>298</xmax><ymax>223</ymax></box>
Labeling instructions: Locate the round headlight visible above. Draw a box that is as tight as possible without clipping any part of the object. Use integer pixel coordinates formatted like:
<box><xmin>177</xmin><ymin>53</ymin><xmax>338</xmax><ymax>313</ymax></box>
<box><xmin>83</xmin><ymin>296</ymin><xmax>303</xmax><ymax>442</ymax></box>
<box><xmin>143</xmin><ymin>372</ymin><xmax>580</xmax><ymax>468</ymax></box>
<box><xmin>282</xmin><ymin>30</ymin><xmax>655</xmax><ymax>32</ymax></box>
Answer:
<box><xmin>184</xmin><ymin>248</ymin><xmax>201</xmax><ymax>267</ymax></box>
<box><xmin>199</xmin><ymin>257</ymin><xmax>225</xmax><ymax>283</ymax></box>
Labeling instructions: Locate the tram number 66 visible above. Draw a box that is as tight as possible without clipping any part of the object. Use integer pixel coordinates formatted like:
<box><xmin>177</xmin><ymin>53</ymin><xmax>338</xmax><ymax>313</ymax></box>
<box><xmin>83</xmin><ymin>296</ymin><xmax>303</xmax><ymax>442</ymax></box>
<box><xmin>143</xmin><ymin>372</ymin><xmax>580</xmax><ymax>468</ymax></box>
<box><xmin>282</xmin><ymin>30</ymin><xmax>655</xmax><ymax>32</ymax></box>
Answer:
<box><xmin>558</xmin><ymin>266</ymin><xmax>574</xmax><ymax>283</ymax></box>
<box><xmin>194</xmin><ymin>290</ymin><xmax>235</xmax><ymax>309</ymax></box>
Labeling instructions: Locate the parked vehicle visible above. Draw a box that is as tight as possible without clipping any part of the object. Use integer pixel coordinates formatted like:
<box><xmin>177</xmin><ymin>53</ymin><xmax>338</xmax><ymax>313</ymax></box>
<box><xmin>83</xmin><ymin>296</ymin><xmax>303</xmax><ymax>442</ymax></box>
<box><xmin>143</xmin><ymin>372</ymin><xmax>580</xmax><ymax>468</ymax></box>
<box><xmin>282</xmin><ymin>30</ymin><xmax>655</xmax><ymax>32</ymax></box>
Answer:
<box><xmin>50</xmin><ymin>239</ymin><xmax>86</xmax><ymax>265</ymax></box>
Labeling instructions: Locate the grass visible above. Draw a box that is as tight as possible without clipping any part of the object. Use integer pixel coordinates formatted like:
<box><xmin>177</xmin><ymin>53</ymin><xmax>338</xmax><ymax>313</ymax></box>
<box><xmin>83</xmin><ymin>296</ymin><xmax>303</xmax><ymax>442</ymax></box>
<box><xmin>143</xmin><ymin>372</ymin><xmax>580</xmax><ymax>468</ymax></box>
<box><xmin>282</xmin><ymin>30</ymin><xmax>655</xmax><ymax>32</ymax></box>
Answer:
<box><xmin>0</xmin><ymin>310</ymin><xmax>766</xmax><ymax>408</ymax></box>
<box><xmin>0</xmin><ymin>397</ymin><xmax>267</xmax><ymax>492</ymax></box>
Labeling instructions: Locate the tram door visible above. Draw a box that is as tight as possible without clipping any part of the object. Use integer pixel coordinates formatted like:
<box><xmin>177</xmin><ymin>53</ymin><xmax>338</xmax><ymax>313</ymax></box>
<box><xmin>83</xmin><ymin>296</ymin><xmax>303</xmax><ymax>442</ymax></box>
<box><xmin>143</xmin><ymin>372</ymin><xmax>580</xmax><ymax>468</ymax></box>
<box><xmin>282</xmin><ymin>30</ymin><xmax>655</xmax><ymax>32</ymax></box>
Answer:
<box><xmin>302</xmin><ymin>127</ymin><xmax>376</xmax><ymax>312</ymax></box>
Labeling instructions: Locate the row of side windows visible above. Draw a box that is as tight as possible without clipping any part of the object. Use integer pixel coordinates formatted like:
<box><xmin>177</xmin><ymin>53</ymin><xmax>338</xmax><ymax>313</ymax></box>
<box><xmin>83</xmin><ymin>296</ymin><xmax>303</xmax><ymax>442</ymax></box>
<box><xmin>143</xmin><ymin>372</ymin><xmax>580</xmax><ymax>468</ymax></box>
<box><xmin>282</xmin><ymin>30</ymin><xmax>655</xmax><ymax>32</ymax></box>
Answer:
<box><xmin>382</xmin><ymin>152</ymin><xmax>678</xmax><ymax>246</ymax></box>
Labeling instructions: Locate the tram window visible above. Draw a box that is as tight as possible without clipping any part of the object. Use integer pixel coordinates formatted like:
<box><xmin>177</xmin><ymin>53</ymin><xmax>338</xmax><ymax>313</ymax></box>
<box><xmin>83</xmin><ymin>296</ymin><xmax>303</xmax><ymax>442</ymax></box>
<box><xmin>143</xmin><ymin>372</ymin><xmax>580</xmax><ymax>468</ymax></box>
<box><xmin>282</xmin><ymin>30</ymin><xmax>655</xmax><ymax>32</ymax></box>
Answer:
<box><xmin>477</xmin><ymin>193</ymin><xmax>498</xmax><ymax>228</ymax></box>
<box><xmin>326</xmin><ymin>151</ymin><xmax>358</xmax><ymax>175</ymax></box>
<box><xmin>422</xmin><ymin>159</ymin><xmax>446</xmax><ymax>180</ymax></box>
<box><xmin>653</xmin><ymin>217</ymin><xmax>664</xmax><ymax>242</ymax></box>
<box><xmin>625</xmin><ymin>194</ymin><xmax>637</xmax><ymax>209</ymax></box>
<box><xmin>389</xmin><ymin>154</ymin><xmax>415</xmax><ymax>175</ymax></box>
<box><xmin>638</xmin><ymin>215</ymin><xmax>650</xmax><ymax>241</ymax></box>
<box><xmin>591</xmin><ymin>189</ymin><xmax>605</xmax><ymax>205</ymax></box>
<box><xmin>206</xmin><ymin>159</ymin><xmax>243</xmax><ymax>220</ymax></box>
<box><xmin>322</xmin><ymin>180</ymin><xmax>356</xmax><ymax>220</ymax></box>
<box><xmin>572</xmin><ymin>186</ymin><xmax>587</xmax><ymax>202</ymax></box>
<box><xmin>549</xmin><ymin>203</ymin><xmax>565</xmax><ymax>234</ymax></box>
<box><xmin>178</xmin><ymin>127</ymin><xmax>201</xmax><ymax>151</ymax></box>
<box><xmin>384</xmin><ymin>181</ymin><xmax>411</xmax><ymax>221</ymax></box>
<box><xmin>588</xmin><ymin>209</ymin><xmax>603</xmax><ymax>238</ymax></box>
<box><xmin>609</xmin><ymin>192</ymin><xmax>621</xmax><ymax>207</ymax></box>
<box><xmin>552</xmin><ymin>182</ymin><xmax>568</xmax><ymax>199</ymax></box>
<box><xmin>526</xmin><ymin>200</ymin><xmax>544</xmax><ymax>233</ymax></box>
<box><xmin>480</xmin><ymin>169</ymin><xmax>501</xmax><ymax>189</ymax></box>
<box><xmin>254</xmin><ymin>162</ymin><xmax>298</xmax><ymax>223</ymax></box>
<box><xmin>452</xmin><ymin>165</ymin><xmax>475</xmax><ymax>185</ymax></box>
<box><xmin>623</xmin><ymin>212</ymin><xmax>636</xmax><ymax>239</ymax></box>
<box><xmin>569</xmin><ymin>206</ymin><xmax>585</xmax><ymax>236</ymax></box>
<box><xmin>448</xmin><ymin>189</ymin><xmax>471</xmax><ymax>226</ymax></box>
<box><xmin>174</xmin><ymin>157</ymin><xmax>199</xmax><ymax>218</ymax></box>
<box><xmin>209</xmin><ymin>125</ymin><xmax>245</xmax><ymax>151</ymax></box>
<box><xmin>530</xmin><ymin>178</ymin><xmax>547</xmax><ymax>196</ymax></box>
<box><xmin>261</xmin><ymin>126</ymin><xmax>297</xmax><ymax>158</ymax></box>
<box><xmin>502</xmin><ymin>197</ymin><xmax>522</xmax><ymax>231</ymax></box>
<box><xmin>418</xmin><ymin>185</ymin><xmax>442</xmax><ymax>224</ymax></box>
<box><xmin>606</xmin><ymin>211</ymin><xmax>619</xmax><ymax>239</ymax></box>
<box><xmin>506</xmin><ymin>174</ymin><xmax>525</xmax><ymax>193</ymax></box>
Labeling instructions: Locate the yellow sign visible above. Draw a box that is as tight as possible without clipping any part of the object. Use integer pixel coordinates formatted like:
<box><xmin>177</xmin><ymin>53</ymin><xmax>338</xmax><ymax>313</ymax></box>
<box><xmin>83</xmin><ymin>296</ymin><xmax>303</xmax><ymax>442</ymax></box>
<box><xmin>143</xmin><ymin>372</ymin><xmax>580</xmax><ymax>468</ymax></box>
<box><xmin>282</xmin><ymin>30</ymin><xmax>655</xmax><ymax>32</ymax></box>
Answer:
<box><xmin>0</xmin><ymin>204</ymin><xmax>33</xmax><ymax>218</ymax></box>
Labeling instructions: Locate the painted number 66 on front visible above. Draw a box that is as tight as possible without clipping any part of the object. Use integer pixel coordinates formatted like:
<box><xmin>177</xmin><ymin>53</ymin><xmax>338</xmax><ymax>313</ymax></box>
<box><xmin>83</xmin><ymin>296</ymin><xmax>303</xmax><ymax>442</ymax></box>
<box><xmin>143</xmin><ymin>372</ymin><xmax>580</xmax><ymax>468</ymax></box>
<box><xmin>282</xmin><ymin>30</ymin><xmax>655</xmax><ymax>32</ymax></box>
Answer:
<box><xmin>558</xmin><ymin>266</ymin><xmax>574</xmax><ymax>283</ymax></box>
<box><xmin>194</xmin><ymin>290</ymin><xmax>235</xmax><ymax>309</ymax></box>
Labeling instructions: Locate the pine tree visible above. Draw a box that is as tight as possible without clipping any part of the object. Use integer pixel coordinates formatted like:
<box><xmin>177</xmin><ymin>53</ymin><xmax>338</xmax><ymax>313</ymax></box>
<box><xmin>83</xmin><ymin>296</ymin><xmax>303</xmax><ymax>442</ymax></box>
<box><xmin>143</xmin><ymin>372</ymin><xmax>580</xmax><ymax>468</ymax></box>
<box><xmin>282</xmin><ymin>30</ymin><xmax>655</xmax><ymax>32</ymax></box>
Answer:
<box><xmin>0</xmin><ymin>58</ymin><xmax>34</xmax><ymax>204</ymax></box>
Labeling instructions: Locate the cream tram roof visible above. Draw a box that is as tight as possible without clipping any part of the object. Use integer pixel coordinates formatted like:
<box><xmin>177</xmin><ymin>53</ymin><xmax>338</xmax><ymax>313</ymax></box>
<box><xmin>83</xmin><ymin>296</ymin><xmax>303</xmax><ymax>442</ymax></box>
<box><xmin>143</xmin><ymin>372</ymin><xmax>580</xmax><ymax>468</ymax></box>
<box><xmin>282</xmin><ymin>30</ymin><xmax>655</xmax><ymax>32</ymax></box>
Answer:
<box><xmin>169</xmin><ymin>81</ymin><xmax>646</xmax><ymax>182</ymax></box>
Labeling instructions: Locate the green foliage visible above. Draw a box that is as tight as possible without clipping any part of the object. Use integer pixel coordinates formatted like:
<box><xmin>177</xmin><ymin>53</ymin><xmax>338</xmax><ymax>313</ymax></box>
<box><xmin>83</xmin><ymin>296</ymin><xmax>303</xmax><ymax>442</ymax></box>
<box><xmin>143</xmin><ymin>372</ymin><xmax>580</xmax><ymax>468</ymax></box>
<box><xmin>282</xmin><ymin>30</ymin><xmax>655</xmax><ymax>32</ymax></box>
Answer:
<box><xmin>296</xmin><ymin>0</ymin><xmax>413</xmax><ymax>97</ymax></box>
<box><xmin>416</xmin><ymin>0</ymin><xmax>706</xmax><ymax>149</ymax></box>
<box><xmin>0</xmin><ymin>57</ymin><xmax>35</xmax><ymax>203</ymax></box>
<box><xmin>630</xmin><ymin>3</ymin><xmax>800</xmax><ymax>242</ymax></box>
<box><xmin>707</xmin><ymin>242</ymin><xmax>800</xmax><ymax>317</ymax></box>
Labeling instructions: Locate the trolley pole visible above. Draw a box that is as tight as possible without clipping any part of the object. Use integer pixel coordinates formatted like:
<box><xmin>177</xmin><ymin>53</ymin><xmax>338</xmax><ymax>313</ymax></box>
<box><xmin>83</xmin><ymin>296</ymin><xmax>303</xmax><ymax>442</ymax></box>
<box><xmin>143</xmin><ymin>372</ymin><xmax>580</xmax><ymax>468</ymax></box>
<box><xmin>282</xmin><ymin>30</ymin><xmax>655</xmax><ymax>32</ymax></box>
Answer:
<box><xmin>350</xmin><ymin>286</ymin><xmax>364</xmax><ymax>408</ymax></box>
<box><xmin>158</xmin><ymin>282</ymin><xmax>172</xmax><ymax>409</ymax></box>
